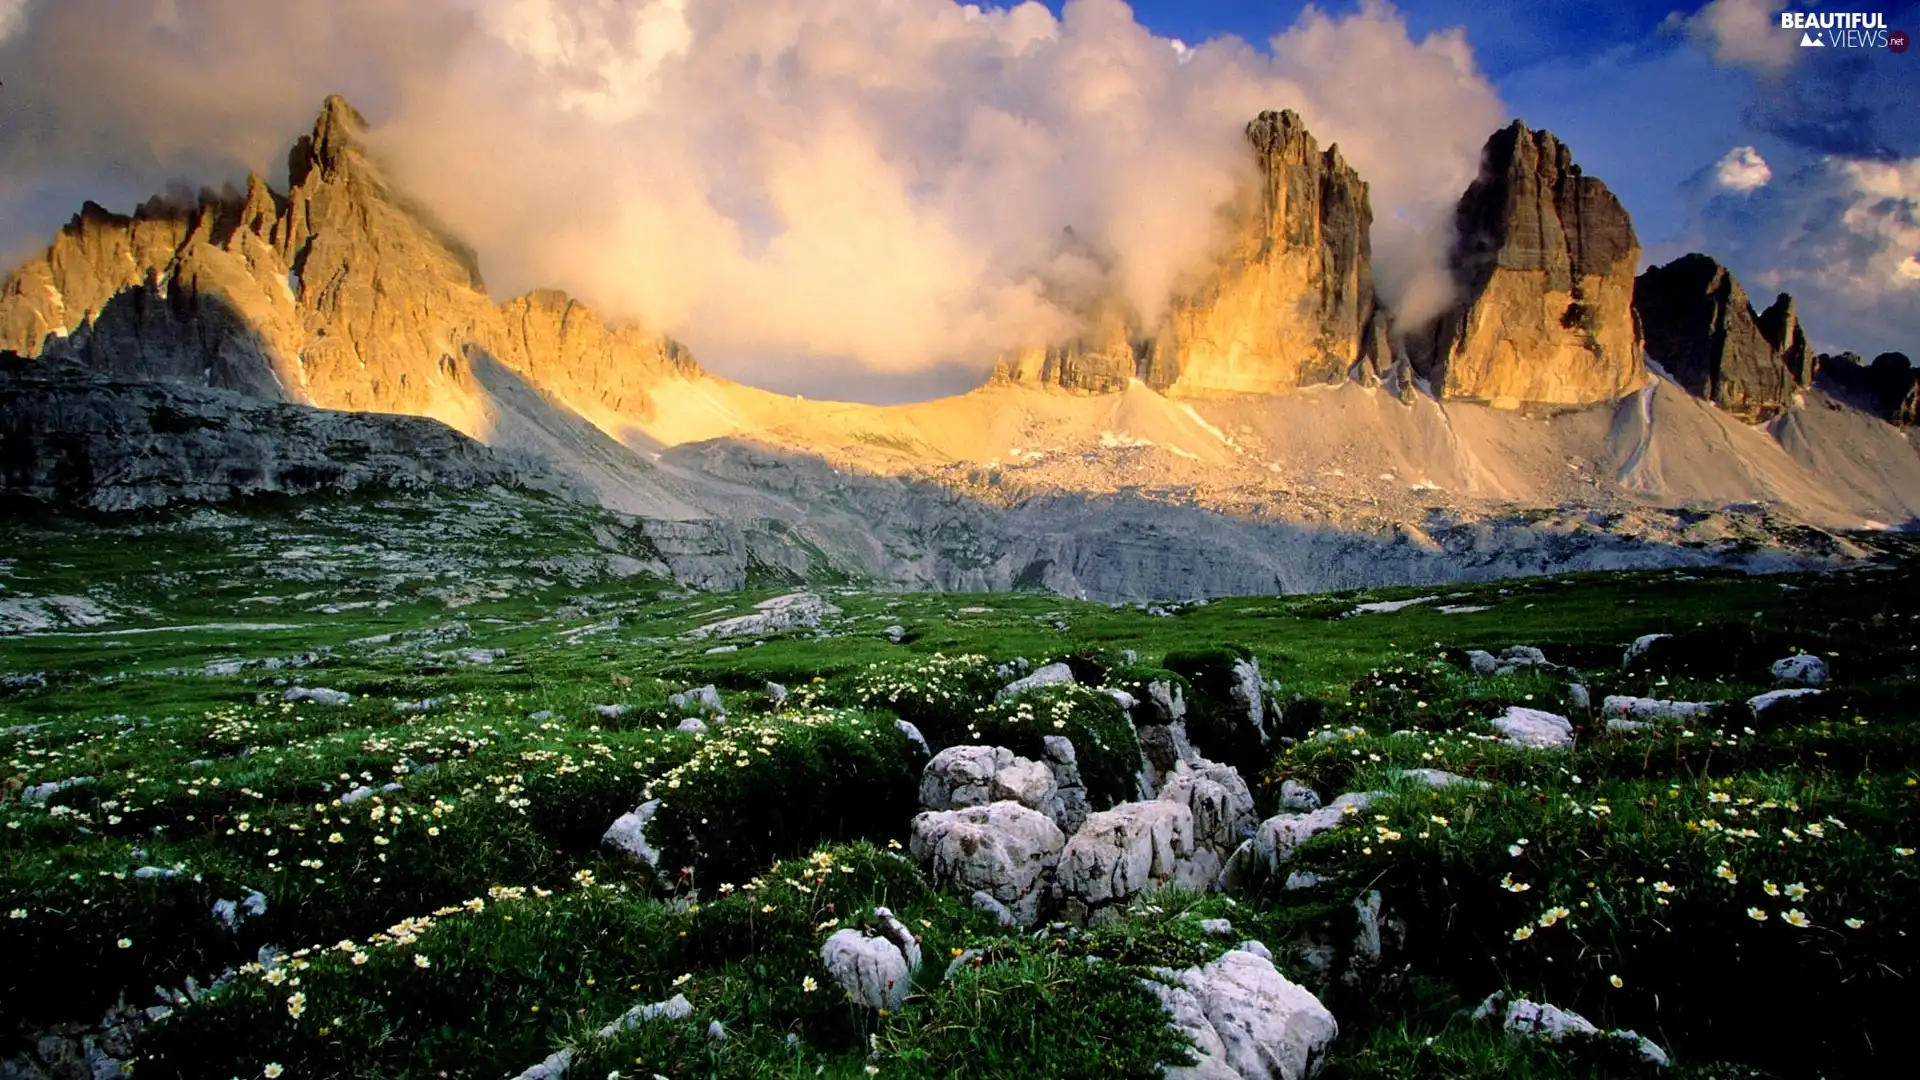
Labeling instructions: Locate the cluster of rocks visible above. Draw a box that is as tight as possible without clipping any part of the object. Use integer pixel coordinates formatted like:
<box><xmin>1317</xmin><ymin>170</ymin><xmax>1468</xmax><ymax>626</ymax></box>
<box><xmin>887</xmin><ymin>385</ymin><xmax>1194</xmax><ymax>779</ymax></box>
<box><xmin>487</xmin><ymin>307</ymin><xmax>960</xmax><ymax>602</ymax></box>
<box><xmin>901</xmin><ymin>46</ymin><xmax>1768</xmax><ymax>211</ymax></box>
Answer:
<box><xmin>684</xmin><ymin>592</ymin><xmax>840</xmax><ymax>640</ymax></box>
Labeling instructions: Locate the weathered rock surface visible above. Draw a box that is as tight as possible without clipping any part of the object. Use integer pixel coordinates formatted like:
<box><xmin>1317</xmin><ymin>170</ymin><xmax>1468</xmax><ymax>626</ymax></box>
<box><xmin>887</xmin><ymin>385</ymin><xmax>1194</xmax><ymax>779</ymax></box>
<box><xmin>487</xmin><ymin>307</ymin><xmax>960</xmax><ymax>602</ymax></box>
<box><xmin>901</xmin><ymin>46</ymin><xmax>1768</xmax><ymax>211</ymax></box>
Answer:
<box><xmin>1467</xmin><ymin>646</ymin><xmax>1554</xmax><ymax>676</ymax></box>
<box><xmin>1601</xmin><ymin>695</ymin><xmax>1713</xmax><ymax>722</ymax></box>
<box><xmin>820</xmin><ymin>908</ymin><xmax>921</xmax><ymax>1009</ymax></box>
<box><xmin>1474</xmin><ymin>992</ymin><xmax>1669</xmax><ymax>1066</ymax></box>
<box><xmin>1634</xmin><ymin>254</ymin><xmax>1811</xmax><ymax>422</ymax></box>
<box><xmin>684</xmin><ymin>593</ymin><xmax>839</xmax><ymax>639</ymax></box>
<box><xmin>1057</xmin><ymin>800</ymin><xmax>1197</xmax><ymax>918</ymax></box>
<box><xmin>909</xmin><ymin>801</ymin><xmax>1065</xmax><ymax>926</ymax></box>
<box><xmin>0</xmin><ymin>363</ymin><xmax>557</xmax><ymax>511</ymax></box>
<box><xmin>1771</xmin><ymin>653</ymin><xmax>1828</xmax><ymax>687</ymax></box>
<box><xmin>603</xmin><ymin>800</ymin><xmax>663</xmax><ymax>870</ymax></box>
<box><xmin>1491</xmin><ymin>706</ymin><xmax>1574</xmax><ymax>749</ymax></box>
<box><xmin>1412</xmin><ymin>121</ymin><xmax>1644</xmax><ymax>406</ymax></box>
<box><xmin>996</xmin><ymin>661</ymin><xmax>1076</xmax><ymax>701</ymax></box>
<box><xmin>1220</xmin><ymin>792</ymin><xmax>1374</xmax><ymax>889</ymax></box>
<box><xmin>1148</xmin><ymin>946</ymin><xmax>1338</xmax><ymax>1080</ymax></box>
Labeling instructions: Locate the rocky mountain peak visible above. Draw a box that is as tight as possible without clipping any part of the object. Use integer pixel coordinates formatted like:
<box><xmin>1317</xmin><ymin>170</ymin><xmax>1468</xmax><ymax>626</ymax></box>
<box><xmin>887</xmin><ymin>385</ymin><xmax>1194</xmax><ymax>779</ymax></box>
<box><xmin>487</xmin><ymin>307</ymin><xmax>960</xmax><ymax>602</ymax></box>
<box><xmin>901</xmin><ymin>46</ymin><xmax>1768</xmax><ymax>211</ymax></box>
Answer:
<box><xmin>1409</xmin><ymin>120</ymin><xmax>1644</xmax><ymax>406</ymax></box>
<box><xmin>0</xmin><ymin>93</ymin><xmax>698</xmax><ymax>430</ymax></box>
<box><xmin>1000</xmin><ymin>108</ymin><xmax>1379</xmax><ymax>397</ymax></box>
<box><xmin>1634</xmin><ymin>253</ymin><xmax>1809</xmax><ymax>423</ymax></box>
<box><xmin>290</xmin><ymin>94</ymin><xmax>372</xmax><ymax>189</ymax></box>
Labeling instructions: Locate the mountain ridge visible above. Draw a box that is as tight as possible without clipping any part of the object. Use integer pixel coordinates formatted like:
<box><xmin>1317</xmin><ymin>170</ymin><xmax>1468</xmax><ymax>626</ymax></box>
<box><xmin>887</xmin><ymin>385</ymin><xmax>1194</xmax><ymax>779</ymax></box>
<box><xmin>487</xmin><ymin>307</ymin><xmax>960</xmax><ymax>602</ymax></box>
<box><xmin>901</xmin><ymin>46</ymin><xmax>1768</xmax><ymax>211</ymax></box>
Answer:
<box><xmin>0</xmin><ymin>94</ymin><xmax>1914</xmax><ymax>600</ymax></box>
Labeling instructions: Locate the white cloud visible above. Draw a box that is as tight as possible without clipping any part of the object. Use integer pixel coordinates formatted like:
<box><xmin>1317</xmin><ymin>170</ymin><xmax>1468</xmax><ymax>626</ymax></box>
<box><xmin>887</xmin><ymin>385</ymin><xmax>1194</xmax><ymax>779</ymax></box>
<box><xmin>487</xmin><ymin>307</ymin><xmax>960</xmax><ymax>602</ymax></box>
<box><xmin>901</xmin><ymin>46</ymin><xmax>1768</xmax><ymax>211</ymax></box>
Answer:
<box><xmin>1686</xmin><ymin>0</ymin><xmax>1802</xmax><ymax>74</ymax></box>
<box><xmin>1713</xmin><ymin>145</ymin><xmax>1772</xmax><ymax>192</ymax></box>
<box><xmin>0</xmin><ymin>0</ymin><xmax>1505</xmax><ymax>386</ymax></box>
<box><xmin>1692</xmin><ymin>154</ymin><xmax>1920</xmax><ymax>356</ymax></box>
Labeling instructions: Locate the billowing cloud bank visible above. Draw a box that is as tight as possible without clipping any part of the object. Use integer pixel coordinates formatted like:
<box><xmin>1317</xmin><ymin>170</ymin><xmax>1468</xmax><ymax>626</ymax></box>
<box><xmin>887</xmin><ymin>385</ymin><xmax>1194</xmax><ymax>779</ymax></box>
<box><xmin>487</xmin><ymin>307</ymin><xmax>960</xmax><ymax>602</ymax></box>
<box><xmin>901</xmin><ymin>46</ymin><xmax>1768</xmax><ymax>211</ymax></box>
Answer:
<box><xmin>0</xmin><ymin>0</ymin><xmax>1503</xmax><ymax>388</ymax></box>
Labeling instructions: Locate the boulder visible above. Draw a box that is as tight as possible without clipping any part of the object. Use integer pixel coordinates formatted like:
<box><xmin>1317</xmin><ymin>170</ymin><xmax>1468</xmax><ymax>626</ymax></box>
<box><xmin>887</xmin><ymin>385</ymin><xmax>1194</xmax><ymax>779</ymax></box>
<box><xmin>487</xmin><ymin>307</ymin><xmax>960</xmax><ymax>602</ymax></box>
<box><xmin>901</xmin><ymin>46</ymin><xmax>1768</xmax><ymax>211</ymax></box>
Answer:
<box><xmin>1474</xmin><ymin>992</ymin><xmax>1669</xmax><ymax>1066</ymax></box>
<box><xmin>895</xmin><ymin>719</ymin><xmax>931</xmax><ymax>759</ymax></box>
<box><xmin>820</xmin><ymin>908</ymin><xmax>921</xmax><ymax>1009</ymax></box>
<box><xmin>996</xmin><ymin>662</ymin><xmax>1076</xmax><ymax>701</ymax></box>
<box><xmin>1148</xmin><ymin>947</ymin><xmax>1338</xmax><ymax>1080</ymax></box>
<box><xmin>283</xmin><ymin>687</ymin><xmax>350</xmax><ymax>706</ymax></box>
<box><xmin>1467</xmin><ymin>646</ymin><xmax>1554</xmax><ymax>676</ymax></box>
<box><xmin>603</xmin><ymin>800</ymin><xmax>662</xmax><ymax>870</ymax></box>
<box><xmin>1491</xmin><ymin>706</ymin><xmax>1574</xmax><ymax>749</ymax></box>
<box><xmin>1601</xmin><ymin>695</ymin><xmax>1713</xmax><ymax>722</ymax></box>
<box><xmin>1771</xmin><ymin>654</ymin><xmax>1828</xmax><ymax>687</ymax></box>
<box><xmin>1277</xmin><ymin>780</ymin><xmax>1322</xmax><ymax>813</ymax></box>
<box><xmin>686</xmin><ymin>592</ymin><xmax>840</xmax><ymax>639</ymax></box>
<box><xmin>910</xmin><ymin>802</ymin><xmax>1065</xmax><ymax>926</ymax></box>
<box><xmin>1042</xmin><ymin>736</ymin><xmax>1091</xmax><ymax>835</ymax></box>
<box><xmin>1057</xmin><ymin>801</ymin><xmax>1196</xmax><ymax>916</ymax></box>
<box><xmin>669</xmin><ymin>684</ymin><xmax>725</xmax><ymax>716</ymax></box>
<box><xmin>1220</xmin><ymin>792</ymin><xmax>1375</xmax><ymax>890</ymax></box>
<box><xmin>1623</xmin><ymin>633</ymin><xmax>1669</xmax><ymax>666</ymax></box>
<box><xmin>1158</xmin><ymin>759</ymin><xmax>1257</xmax><ymax>856</ymax></box>
<box><xmin>1394</xmin><ymin>768</ymin><xmax>1487</xmax><ymax>789</ymax></box>
<box><xmin>1748</xmin><ymin>687</ymin><xmax>1822</xmax><ymax>713</ymax></box>
<box><xmin>920</xmin><ymin>744</ymin><xmax>1080</xmax><ymax>832</ymax></box>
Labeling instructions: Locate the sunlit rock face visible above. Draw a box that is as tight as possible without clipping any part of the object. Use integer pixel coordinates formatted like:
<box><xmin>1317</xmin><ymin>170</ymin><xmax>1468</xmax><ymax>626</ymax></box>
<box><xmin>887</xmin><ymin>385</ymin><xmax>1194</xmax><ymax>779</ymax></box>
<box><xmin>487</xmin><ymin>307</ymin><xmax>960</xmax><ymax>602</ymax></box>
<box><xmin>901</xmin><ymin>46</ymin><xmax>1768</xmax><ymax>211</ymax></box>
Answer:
<box><xmin>997</xmin><ymin>109</ymin><xmax>1384</xmax><ymax>397</ymax></box>
<box><xmin>1410</xmin><ymin>120</ymin><xmax>1645</xmax><ymax>408</ymax></box>
<box><xmin>0</xmin><ymin>96</ymin><xmax>697</xmax><ymax>429</ymax></box>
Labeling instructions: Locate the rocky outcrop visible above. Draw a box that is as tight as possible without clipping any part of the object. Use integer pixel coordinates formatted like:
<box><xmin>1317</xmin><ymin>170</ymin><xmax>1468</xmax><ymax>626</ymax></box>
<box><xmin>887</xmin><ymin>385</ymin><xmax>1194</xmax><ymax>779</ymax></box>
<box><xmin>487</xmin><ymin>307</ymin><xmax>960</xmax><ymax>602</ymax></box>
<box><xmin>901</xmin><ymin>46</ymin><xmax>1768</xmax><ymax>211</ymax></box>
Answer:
<box><xmin>1149</xmin><ymin>946</ymin><xmax>1338</xmax><ymax>1080</ymax></box>
<box><xmin>0</xmin><ymin>361</ymin><xmax>560</xmax><ymax>511</ymax></box>
<box><xmin>909</xmin><ymin>801</ymin><xmax>1065</xmax><ymax>926</ymax></box>
<box><xmin>998</xmin><ymin>110</ymin><xmax>1382</xmax><ymax>397</ymax></box>
<box><xmin>0</xmin><ymin>96</ymin><xmax>698</xmax><ymax>422</ymax></box>
<box><xmin>1816</xmin><ymin>352</ymin><xmax>1918</xmax><ymax>426</ymax></box>
<box><xmin>1412</xmin><ymin>121</ymin><xmax>1644</xmax><ymax>406</ymax></box>
<box><xmin>1634</xmin><ymin>254</ymin><xmax>1812</xmax><ymax>422</ymax></box>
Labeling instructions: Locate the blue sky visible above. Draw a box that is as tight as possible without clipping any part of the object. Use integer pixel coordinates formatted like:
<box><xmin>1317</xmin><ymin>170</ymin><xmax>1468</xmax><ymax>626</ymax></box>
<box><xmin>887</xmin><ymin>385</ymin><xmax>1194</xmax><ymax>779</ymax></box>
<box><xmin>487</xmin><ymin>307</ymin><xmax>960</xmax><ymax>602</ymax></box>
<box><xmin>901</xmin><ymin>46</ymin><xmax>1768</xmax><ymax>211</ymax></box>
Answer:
<box><xmin>1041</xmin><ymin>0</ymin><xmax>1920</xmax><ymax>357</ymax></box>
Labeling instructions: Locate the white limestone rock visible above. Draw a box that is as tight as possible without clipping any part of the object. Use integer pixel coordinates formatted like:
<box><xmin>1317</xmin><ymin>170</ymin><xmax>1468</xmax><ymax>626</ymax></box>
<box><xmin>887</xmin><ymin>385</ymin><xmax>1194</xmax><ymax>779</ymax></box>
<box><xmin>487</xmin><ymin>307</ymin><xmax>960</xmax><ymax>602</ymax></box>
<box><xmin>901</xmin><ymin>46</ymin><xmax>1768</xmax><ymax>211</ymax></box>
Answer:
<box><xmin>910</xmin><ymin>801</ymin><xmax>1065</xmax><ymax>926</ymax></box>
<box><xmin>1277</xmin><ymin>780</ymin><xmax>1322</xmax><ymax>813</ymax></box>
<box><xmin>1149</xmin><ymin>948</ymin><xmax>1338</xmax><ymax>1080</ymax></box>
<box><xmin>1158</xmin><ymin>759</ymin><xmax>1257</xmax><ymax>855</ymax></box>
<box><xmin>686</xmin><ymin>592</ymin><xmax>840</xmax><ymax>639</ymax></box>
<box><xmin>1220</xmin><ymin>793</ymin><xmax>1375</xmax><ymax>889</ymax></box>
<box><xmin>1058</xmin><ymin>800</ymin><xmax>1196</xmax><ymax>913</ymax></box>
<box><xmin>603</xmin><ymin>800</ymin><xmax>662</xmax><ymax>869</ymax></box>
<box><xmin>820</xmin><ymin>908</ymin><xmax>921</xmax><ymax>1009</ymax></box>
<box><xmin>1602</xmin><ymin>695</ymin><xmax>1713</xmax><ymax>722</ymax></box>
<box><xmin>997</xmin><ymin>662</ymin><xmax>1076</xmax><ymax>701</ymax></box>
<box><xmin>283</xmin><ymin>687</ymin><xmax>350</xmax><ymax>706</ymax></box>
<box><xmin>1623</xmin><ymin>633</ymin><xmax>1670</xmax><ymax>666</ymax></box>
<box><xmin>1771</xmin><ymin>653</ymin><xmax>1828</xmax><ymax>687</ymax></box>
<box><xmin>1492</xmin><ymin>706</ymin><xmax>1575</xmax><ymax>749</ymax></box>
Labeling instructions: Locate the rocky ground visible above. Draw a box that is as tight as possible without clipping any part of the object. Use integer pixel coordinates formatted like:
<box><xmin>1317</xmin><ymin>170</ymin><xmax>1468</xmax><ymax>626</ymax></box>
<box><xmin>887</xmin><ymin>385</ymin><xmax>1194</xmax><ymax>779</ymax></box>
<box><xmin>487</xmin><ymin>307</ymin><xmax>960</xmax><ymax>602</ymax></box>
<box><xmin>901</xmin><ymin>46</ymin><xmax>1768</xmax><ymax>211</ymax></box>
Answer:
<box><xmin>2</xmin><ymin>496</ymin><xmax>1915</xmax><ymax>1079</ymax></box>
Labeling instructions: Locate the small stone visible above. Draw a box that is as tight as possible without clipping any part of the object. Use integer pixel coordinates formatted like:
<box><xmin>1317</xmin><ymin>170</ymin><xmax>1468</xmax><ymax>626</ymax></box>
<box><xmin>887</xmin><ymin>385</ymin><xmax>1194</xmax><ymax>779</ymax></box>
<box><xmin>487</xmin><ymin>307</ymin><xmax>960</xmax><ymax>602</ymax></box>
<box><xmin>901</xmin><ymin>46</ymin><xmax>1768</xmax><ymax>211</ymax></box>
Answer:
<box><xmin>1771</xmin><ymin>653</ymin><xmax>1828</xmax><ymax>687</ymax></box>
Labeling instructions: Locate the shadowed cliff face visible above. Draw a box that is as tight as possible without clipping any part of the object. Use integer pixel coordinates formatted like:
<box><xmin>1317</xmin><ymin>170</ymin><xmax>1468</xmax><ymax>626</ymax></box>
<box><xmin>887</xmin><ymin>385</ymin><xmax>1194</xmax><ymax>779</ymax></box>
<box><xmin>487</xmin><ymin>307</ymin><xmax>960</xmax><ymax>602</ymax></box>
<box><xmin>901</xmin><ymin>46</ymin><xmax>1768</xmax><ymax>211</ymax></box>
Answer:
<box><xmin>0</xmin><ymin>96</ymin><xmax>699</xmax><ymax>426</ymax></box>
<box><xmin>1411</xmin><ymin>120</ymin><xmax>1644</xmax><ymax>407</ymax></box>
<box><xmin>999</xmin><ymin>109</ymin><xmax>1383</xmax><ymax>397</ymax></box>
<box><xmin>1816</xmin><ymin>351</ymin><xmax>1920</xmax><ymax>427</ymax></box>
<box><xmin>1634</xmin><ymin>254</ymin><xmax>1813</xmax><ymax>424</ymax></box>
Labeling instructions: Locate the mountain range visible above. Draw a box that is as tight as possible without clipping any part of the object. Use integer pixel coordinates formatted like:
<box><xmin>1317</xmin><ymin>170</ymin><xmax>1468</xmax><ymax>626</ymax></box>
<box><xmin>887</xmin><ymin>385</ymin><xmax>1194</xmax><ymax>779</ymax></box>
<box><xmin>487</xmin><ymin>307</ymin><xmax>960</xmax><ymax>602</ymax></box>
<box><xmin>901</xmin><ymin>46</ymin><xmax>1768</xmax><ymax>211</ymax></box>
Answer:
<box><xmin>2</xmin><ymin>95</ymin><xmax>1916</xmax><ymax>599</ymax></box>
